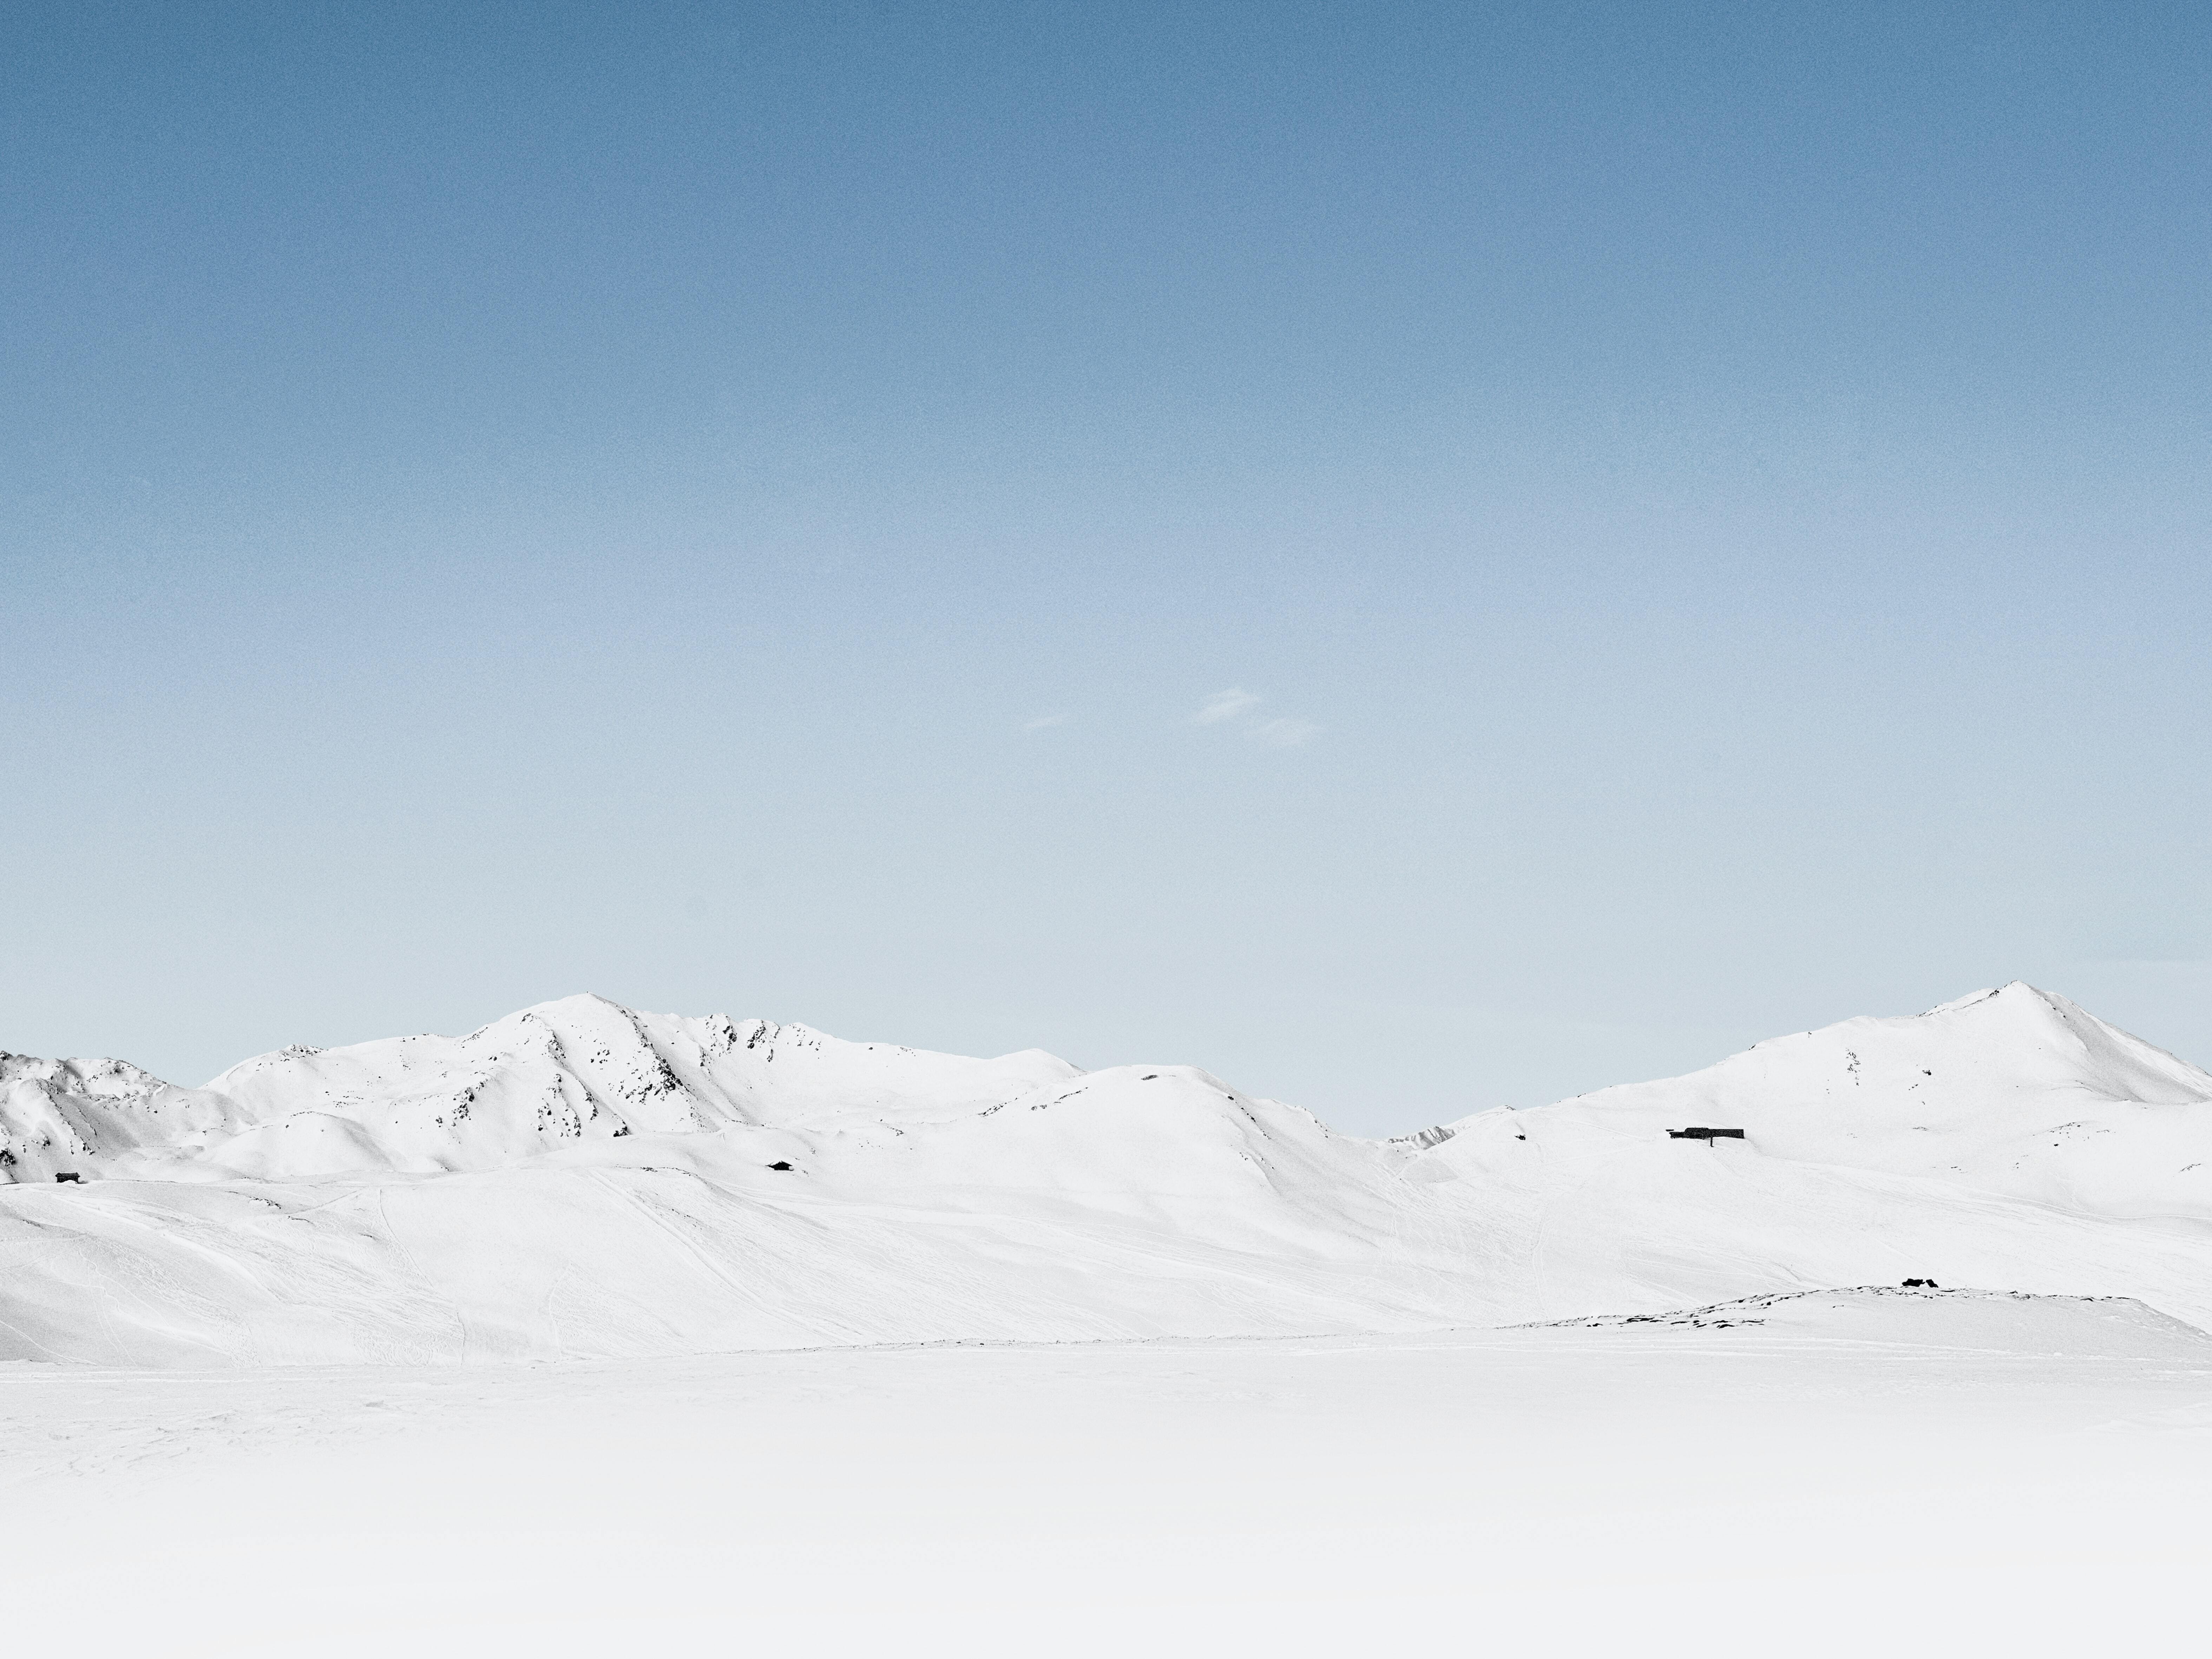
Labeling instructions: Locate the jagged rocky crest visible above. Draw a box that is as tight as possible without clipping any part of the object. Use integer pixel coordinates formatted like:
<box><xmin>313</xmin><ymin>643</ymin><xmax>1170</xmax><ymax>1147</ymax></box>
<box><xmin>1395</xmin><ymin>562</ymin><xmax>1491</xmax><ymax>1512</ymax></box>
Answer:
<box><xmin>7</xmin><ymin>994</ymin><xmax>1081</xmax><ymax>1181</ymax></box>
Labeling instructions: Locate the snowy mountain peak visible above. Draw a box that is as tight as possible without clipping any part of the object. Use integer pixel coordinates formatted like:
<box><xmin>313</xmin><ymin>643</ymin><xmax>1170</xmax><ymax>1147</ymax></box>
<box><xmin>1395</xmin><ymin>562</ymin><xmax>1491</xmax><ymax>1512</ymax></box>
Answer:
<box><xmin>1587</xmin><ymin>980</ymin><xmax>2212</xmax><ymax>1119</ymax></box>
<box><xmin>1425</xmin><ymin>979</ymin><xmax>2212</xmax><ymax>1225</ymax></box>
<box><xmin>1899</xmin><ymin>981</ymin><xmax>2212</xmax><ymax>1104</ymax></box>
<box><xmin>0</xmin><ymin>998</ymin><xmax>1092</xmax><ymax>1185</ymax></box>
<box><xmin>186</xmin><ymin>996</ymin><xmax>1086</xmax><ymax>1176</ymax></box>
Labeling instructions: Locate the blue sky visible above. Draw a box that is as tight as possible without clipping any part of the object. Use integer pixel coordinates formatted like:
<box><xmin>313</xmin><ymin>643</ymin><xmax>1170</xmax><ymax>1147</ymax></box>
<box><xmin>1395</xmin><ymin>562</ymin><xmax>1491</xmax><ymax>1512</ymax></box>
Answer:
<box><xmin>6</xmin><ymin>2</ymin><xmax>2209</xmax><ymax>1133</ymax></box>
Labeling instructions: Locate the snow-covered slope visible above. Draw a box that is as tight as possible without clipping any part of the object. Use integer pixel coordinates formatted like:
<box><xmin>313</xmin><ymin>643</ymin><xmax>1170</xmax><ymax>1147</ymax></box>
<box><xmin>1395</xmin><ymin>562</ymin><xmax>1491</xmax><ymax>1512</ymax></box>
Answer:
<box><xmin>1530</xmin><ymin>1284</ymin><xmax>2212</xmax><ymax>1359</ymax></box>
<box><xmin>1404</xmin><ymin>981</ymin><xmax>2212</xmax><ymax>1322</ymax></box>
<box><xmin>1426</xmin><ymin>982</ymin><xmax>2212</xmax><ymax>1213</ymax></box>
<box><xmin>6</xmin><ymin>982</ymin><xmax>2212</xmax><ymax>1365</ymax></box>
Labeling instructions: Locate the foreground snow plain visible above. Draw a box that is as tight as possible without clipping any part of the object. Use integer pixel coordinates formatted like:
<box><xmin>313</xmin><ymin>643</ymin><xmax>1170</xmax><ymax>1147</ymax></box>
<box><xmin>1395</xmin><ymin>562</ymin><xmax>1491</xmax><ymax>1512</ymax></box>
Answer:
<box><xmin>8</xmin><ymin>984</ymin><xmax>2212</xmax><ymax>1652</ymax></box>
<box><xmin>5</xmin><ymin>1290</ymin><xmax>2210</xmax><ymax>1656</ymax></box>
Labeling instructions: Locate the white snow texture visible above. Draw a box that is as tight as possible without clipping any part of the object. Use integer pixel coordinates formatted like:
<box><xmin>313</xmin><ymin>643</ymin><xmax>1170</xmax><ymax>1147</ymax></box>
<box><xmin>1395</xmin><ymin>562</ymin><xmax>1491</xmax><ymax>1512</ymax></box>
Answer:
<box><xmin>7</xmin><ymin>981</ymin><xmax>2212</xmax><ymax>1363</ymax></box>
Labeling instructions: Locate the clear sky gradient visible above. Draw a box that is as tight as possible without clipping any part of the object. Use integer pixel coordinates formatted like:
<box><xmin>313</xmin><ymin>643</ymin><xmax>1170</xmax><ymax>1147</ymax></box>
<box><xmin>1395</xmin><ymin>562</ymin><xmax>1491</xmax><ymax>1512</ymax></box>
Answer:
<box><xmin>7</xmin><ymin>2</ymin><xmax>2209</xmax><ymax>1134</ymax></box>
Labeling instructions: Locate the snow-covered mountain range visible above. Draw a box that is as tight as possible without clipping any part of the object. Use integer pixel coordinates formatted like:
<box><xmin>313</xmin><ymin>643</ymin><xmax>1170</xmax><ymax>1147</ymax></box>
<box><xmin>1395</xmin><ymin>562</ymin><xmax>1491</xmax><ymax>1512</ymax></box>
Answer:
<box><xmin>5</xmin><ymin>983</ymin><xmax>2211</xmax><ymax>1364</ymax></box>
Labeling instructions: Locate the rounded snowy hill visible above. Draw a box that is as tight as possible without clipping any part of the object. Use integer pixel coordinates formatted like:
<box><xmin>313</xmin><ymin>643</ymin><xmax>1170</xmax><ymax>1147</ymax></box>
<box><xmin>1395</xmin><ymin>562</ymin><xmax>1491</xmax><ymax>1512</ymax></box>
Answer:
<box><xmin>1423</xmin><ymin>982</ymin><xmax>2212</xmax><ymax>1207</ymax></box>
<box><xmin>1406</xmin><ymin>982</ymin><xmax>2212</xmax><ymax>1322</ymax></box>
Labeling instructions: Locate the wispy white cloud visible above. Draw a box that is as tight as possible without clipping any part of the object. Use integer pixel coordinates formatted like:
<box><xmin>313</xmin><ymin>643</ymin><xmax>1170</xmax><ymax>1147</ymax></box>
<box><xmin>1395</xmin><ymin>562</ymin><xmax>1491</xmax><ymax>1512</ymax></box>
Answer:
<box><xmin>1190</xmin><ymin>688</ymin><xmax>1321</xmax><ymax>749</ymax></box>
<box><xmin>1251</xmin><ymin>717</ymin><xmax>1320</xmax><ymax>749</ymax></box>
<box><xmin>1021</xmin><ymin>712</ymin><xmax>1070</xmax><ymax>732</ymax></box>
<box><xmin>1193</xmin><ymin>687</ymin><xmax>1262</xmax><ymax>725</ymax></box>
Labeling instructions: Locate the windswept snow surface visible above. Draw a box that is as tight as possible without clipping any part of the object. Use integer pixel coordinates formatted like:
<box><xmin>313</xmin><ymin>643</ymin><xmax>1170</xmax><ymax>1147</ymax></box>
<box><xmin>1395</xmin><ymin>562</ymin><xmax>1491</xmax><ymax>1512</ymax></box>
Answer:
<box><xmin>5</xmin><ymin>1292</ymin><xmax>2212</xmax><ymax>1656</ymax></box>
<box><xmin>7</xmin><ymin>982</ymin><xmax>2212</xmax><ymax>1361</ymax></box>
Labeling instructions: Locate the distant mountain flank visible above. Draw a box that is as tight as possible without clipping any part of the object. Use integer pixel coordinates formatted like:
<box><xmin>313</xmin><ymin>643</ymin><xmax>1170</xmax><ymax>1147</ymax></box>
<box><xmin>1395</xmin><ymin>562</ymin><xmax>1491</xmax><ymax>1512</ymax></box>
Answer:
<box><xmin>5</xmin><ymin>982</ymin><xmax>2212</xmax><ymax>1365</ymax></box>
<box><xmin>1420</xmin><ymin>981</ymin><xmax>2212</xmax><ymax>1217</ymax></box>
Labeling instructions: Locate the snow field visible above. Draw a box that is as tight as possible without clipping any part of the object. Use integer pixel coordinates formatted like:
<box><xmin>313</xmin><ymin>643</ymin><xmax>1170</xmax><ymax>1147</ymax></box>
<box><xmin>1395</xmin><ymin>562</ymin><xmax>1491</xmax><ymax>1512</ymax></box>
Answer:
<box><xmin>3</xmin><ymin>1296</ymin><xmax>2208</xmax><ymax>1657</ymax></box>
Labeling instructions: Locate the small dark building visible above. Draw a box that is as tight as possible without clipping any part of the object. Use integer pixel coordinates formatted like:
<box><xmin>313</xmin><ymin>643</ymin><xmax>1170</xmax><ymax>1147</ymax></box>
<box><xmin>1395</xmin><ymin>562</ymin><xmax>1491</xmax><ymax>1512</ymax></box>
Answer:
<box><xmin>1903</xmin><ymin>1277</ymin><xmax>1939</xmax><ymax>1288</ymax></box>
<box><xmin>767</xmin><ymin>1161</ymin><xmax>794</xmax><ymax>1172</ymax></box>
<box><xmin>53</xmin><ymin>1172</ymin><xmax>82</xmax><ymax>1184</ymax></box>
<box><xmin>1667</xmin><ymin>1127</ymin><xmax>1745</xmax><ymax>1141</ymax></box>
